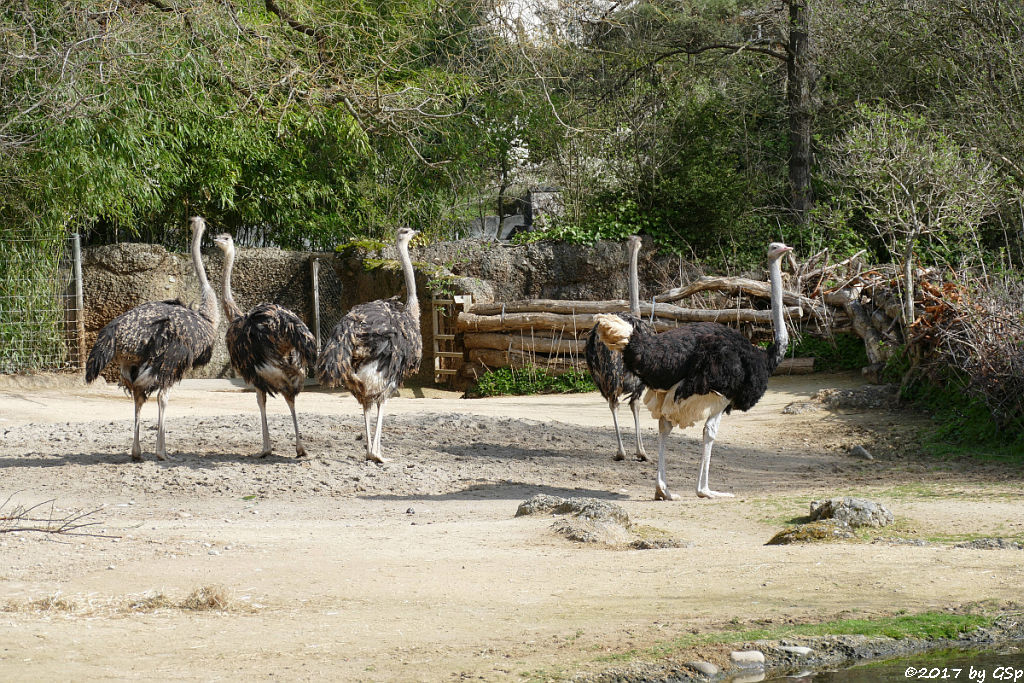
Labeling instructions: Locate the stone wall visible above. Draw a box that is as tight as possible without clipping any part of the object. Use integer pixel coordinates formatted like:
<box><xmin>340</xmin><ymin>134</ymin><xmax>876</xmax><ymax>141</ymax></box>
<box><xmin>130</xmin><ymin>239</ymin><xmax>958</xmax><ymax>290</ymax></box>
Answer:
<box><xmin>82</xmin><ymin>237</ymin><xmax>687</xmax><ymax>383</ymax></box>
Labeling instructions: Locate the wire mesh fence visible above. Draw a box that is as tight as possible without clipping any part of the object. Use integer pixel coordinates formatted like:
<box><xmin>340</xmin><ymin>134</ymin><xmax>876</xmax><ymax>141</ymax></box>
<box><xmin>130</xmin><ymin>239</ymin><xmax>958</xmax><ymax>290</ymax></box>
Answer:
<box><xmin>0</xmin><ymin>233</ymin><xmax>82</xmax><ymax>374</ymax></box>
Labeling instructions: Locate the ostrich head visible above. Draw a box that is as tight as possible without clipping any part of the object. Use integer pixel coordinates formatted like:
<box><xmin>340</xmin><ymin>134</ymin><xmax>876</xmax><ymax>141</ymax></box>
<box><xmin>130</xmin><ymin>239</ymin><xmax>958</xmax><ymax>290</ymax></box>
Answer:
<box><xmin>396</xmin><ymin>227</ymin><xmax>419</xmax><ymax>248</ymax></box>
<box><xmin>189</xmin><ymin>216</ymin><xmax>206</xmax><ymax>236</ymax></box>
<box><xmin>767</xmin><ymin>242</ymin><xmax>793</xmax><ymax>260</ymax></box>
<box><xmin>212</xmin><ymin>233</ymin><xmax>235</xmax><ymax>253</ymax></box>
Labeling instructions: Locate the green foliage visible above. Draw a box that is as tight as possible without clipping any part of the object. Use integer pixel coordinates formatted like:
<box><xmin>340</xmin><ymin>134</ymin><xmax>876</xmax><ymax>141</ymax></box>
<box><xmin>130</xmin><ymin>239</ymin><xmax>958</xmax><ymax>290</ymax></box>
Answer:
<box><xmin>473</xmin><ymin>366</ymin><xmax>596</xmax><ymax>397</ymax></box>
<box><xmin>883</xmin><ymin>348</ymin><xmax>1024</xmax><ymax>461</ymax></box>
<box><xmin>790</xmin><ymin>334</ymin><xmax>869</xmax><ymax>372</ymax></box>
<box><xmin>0</xmin><ymin>231</ymin><xmax>70</xmax><ymax>373</ymax></box>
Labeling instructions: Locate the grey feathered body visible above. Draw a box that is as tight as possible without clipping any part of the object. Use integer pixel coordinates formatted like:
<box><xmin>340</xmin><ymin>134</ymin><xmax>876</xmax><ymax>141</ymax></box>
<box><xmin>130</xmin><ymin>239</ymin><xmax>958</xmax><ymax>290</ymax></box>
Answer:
<box><xmin>86</xmin><ymin>299</ymin><xmax>217</xmax><ymax>396</ymax></box>
<box><xmin>585</xmin><ymin>313</ymin><xmax>652</xmax><ymax>405</ymax></box>
<box><xmin>316</xmin><ymin>296</ymin><xmax>422</xmax><ymax>407</ymax></box>
<box><xmin>225</xmin><ymin>303</ymin><xmax>317</xmax><ymax>400</ymax></box>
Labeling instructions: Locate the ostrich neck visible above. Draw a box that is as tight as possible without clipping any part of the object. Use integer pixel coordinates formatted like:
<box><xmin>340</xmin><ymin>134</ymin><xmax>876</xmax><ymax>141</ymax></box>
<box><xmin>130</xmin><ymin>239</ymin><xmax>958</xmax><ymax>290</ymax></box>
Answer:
<box><xmin>767</xmin><ymin>257</ymin><xmax>788</xmax><ymax>370</ymax></box>
<box><xmin>628</xmin><ymin>244</ymin><xmax>640</xmax><ymax>316</ymax></box>
<box><xmin>399</xmin><ymin>241</ymin><xmax>419</xmax><ymax>321</ymax></box>
<box><xmin>192</xmin><ymin>228</ymin><xmax>220</xmax><ymax>328</ymax></box>
<box><xmin>220</xmin><ymin>246</ymin><xmax>243</xmax><ymax>321</ymax></box>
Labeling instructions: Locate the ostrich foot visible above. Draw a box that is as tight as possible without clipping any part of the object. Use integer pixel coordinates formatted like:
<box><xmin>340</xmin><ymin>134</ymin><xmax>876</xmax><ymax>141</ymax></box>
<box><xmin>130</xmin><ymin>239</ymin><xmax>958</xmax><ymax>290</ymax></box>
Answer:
<box><xmin>130</xmin><ymin>451</ymin><xmax>143</xmax><ymax>463</ymax></box>
<box><xmin>156</xmin><ymin>453</ymin><xmax>173</xmax><ymax>462</ymax></box>
<box><xmin>613</xmin><ymin>451</ymin><xmax>626</xmax><ymax>461</ymax></box>
<box><xmin>654</xmin><ymin>485</ymin><xmax>679</xmax><ymax>501</ymax></box>
<box><xmin>696</xmin><ymin>488</ymin><xmax>734</xmax><ymax>499</ymax></box>
<box><xmin>633</xmin><ymin>451</ymin><xmax>648</xmax><ymax>462</ymax></box>
<box><xmin>259</xmin><ymin>449</ymin><xmax>273</xmax><ymax>459</ymax></box>
<box><xmin>366</xmin><ymin>452</ymin><xmax>388</xmax><ymax>464</ymax></box>
<box><xmin>294</xmin><ymin>446</ymin><xmax>307</xmax><ymax>459</ymax></box>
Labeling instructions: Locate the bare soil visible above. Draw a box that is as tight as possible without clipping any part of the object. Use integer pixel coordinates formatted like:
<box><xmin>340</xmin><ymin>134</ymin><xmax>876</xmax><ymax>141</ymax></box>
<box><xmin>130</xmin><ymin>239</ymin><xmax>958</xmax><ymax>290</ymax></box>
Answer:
<box><xmin>1</xmin><ymin>372</ymin><xmax>1022</xmax><ymax>681</ymax></box>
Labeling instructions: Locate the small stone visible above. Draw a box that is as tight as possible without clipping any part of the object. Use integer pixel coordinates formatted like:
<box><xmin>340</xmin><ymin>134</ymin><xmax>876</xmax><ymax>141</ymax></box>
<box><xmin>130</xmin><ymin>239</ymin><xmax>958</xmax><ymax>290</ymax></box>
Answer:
<box><xmin>686</xmin><ymin>661</ymin><xmax>719</xmax><ymax>676</ymax></box>
<box><xmin>406</xmin><ymin>507</ymin><xmax>415</xmax><ymax>515</ymax></box>
<box><xmin>106</xmin><ymin>565</ymin><xmax>116</xmax><ymax>570</ymax></box>
<box><xmin>208</xmin><ymin>550</ymin><xmax>220</xmax><ymax>556</ymax></box>
<box><xmin>780</xmin><ymin>645</ymin><xmax>814</xmax><ymax>656</ymax></box>
<box><xmin>730</xmin><ymin>649</ymin><xmax>765</xmax><ymax>665</ymax></box>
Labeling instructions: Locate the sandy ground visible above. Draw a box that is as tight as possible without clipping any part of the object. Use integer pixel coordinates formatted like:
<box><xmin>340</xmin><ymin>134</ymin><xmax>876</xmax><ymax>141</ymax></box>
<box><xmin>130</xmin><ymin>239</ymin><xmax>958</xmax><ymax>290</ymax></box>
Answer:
<box><xmin>0</xmin><ymin>372</ymin><xmax>1022</xmax><ymax>681</ymax></box>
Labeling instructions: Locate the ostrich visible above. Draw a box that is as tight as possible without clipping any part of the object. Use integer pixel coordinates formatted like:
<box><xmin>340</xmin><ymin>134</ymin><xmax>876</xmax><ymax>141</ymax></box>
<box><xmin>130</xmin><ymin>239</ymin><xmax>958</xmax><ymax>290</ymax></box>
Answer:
<box><xmin>585</xmin><ymin>235</ymin><xmax>653</xmax><ymax>461</ymax></box>
<box><xmin>316</xmin><ymin>227</ymin><xmax>422</xmax><ymax>463</ymax></box>
<box><xmin>594</xmin><ymin>242</ymin><xmax>793</xmax><ymax>500</ymax></box>
<box><xmin>212</xmin><ymin>233</ymin><xmax>318</xmax><ymax>458</ymax></box>
<box><xmin>85</xmin><ymin>216</ymin><xmax>220</xmax><ymax>462</ymax></box>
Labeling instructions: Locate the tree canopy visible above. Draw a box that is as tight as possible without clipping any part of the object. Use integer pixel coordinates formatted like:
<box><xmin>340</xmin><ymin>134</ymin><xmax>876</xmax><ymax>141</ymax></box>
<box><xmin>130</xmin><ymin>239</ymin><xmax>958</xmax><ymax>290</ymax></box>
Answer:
<box><xmin>1</xmin><ymin>0</ymin><xmax>1022</xmax><ymax>270</ymax></box>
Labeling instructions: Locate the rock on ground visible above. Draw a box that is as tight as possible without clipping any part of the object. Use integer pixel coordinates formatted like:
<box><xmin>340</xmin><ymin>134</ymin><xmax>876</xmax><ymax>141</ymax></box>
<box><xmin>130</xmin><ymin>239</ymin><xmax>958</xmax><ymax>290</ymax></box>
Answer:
<box><xmin>810</xmin><ymin>497</ymin><xmax>894</xmax><ymax>528</ymax></box>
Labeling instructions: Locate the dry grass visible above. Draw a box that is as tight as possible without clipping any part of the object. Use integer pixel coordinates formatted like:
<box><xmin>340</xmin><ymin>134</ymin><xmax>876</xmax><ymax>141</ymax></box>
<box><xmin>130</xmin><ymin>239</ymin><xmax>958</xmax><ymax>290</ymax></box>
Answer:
<box><xmin>2</xmin><ymin>585</ymin><xmax>243</xmax><ymax>616</ymax></box>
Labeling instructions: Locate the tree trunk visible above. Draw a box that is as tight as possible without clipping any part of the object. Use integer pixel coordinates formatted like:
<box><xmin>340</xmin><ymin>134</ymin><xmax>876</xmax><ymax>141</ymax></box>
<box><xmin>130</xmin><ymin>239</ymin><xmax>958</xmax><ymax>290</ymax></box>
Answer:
<box><xmin>787</xmin><ymin>0</ymin><xmax>815</xmax><ymax>223</ymax></box>
<box><xmin>902</xmin><ymin>237</ymin><xmax>916</xmax><ymax>325</ymax></box>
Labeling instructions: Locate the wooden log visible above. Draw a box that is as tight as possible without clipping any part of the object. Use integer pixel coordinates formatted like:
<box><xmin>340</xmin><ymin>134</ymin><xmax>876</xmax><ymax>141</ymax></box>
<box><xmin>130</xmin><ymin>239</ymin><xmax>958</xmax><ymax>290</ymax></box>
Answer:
<box><xmin>463</xmin><ymin>332</ymin><xmax>587</xmax><ymax>355</ymax></box>
<box><xmin>467</xmin><ymin>299</ymin><xmax>631</xmax><ymax>315</ymax></box>
<box><xmin>457</xmin><ymin>305</ymin><xmax>804</xmax><ymax>333</ymax></box>
<box><xmin>468</xmin><ymin>348</ymin><xmax>586</xmax><ymax>373</ymax></box>
<box><xmin>774</xmin><ymin>357</ymin><xmax>815</xmax><ymax>375</ymax></box>
<box><xmin>654</xmin><ymin>276</ymin><xmax>825</xmax><ymax>319</ymax></box>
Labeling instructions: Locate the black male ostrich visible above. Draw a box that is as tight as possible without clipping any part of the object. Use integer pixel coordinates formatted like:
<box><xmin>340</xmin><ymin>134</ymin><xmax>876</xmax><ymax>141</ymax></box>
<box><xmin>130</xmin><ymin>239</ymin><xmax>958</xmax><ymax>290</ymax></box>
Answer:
<box><xmin>212</xmin><ymin>233</ymin><xmax>318</xmax><ymax>458</ymax></box>
<box><xmin>594</xmin><ymin>242</ymin><xmax>793</xmax><ymax>500</ymax></box>
<box><xmin>316</xmin><ymin>227</ymin><xmax>422</xmax><ymax>463</ymax></box>
<box><xmin>585</xmin><ymin>235</ymin><xmax>653</xmax><ymax>461</ymax></box>
<box><xmin>86</xmin><ymin>216</ymin><xmax>220</xmax><ymax>462</ymax></box>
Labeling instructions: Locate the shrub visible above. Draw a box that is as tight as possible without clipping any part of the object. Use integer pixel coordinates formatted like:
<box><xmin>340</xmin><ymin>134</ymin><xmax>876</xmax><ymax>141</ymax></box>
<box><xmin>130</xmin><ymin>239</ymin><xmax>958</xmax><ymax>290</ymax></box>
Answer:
<box><xmin>473</xmin><ymin>366</ymin><xmax>596</xmax><ymax>397</ymax></box>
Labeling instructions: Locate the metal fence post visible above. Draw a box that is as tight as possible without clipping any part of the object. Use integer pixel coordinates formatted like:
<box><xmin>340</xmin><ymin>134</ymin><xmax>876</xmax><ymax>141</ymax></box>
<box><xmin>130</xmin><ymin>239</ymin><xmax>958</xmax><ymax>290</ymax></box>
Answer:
<box><xmin>72</xmin><ymin>233</ymin><xmax>86</xmax><ymax>371</ymax></box>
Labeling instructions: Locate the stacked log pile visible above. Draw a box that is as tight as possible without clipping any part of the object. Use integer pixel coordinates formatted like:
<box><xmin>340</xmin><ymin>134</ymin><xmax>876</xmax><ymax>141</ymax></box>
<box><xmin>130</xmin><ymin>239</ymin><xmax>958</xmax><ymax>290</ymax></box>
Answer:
<box><xmin>452</xmin><ymin>247</ymin><xmax>985</xmax><ymax>387</ymax></box>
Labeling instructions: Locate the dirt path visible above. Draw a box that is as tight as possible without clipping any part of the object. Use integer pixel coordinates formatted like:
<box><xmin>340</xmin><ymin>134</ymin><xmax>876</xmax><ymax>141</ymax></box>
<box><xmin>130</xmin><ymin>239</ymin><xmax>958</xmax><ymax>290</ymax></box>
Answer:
<box><xmin>1</xmin><ymin>373</ymin><xmax>1022</xmax><ymax>680</ymax></box>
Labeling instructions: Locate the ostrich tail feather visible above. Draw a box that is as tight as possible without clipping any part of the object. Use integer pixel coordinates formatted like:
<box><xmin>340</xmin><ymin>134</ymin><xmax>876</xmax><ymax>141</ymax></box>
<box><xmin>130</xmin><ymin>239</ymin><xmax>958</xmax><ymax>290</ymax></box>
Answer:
<box><xmin>594</xmin><ymin>313</ymin><xmax>633</xmax><ymax>352</ymax></box>
<box><xmin>85</xmin><ymin>326</ymin><xmax>116</xmax><ymax>383</ymax></box>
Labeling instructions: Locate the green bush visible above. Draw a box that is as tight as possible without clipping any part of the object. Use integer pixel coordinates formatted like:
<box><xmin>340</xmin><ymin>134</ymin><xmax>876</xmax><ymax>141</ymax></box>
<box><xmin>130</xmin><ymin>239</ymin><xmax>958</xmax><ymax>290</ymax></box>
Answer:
<box><xmin>790</xmin><ymin>333</ymin><xmax>869</xmax><ymax>372</ymax></box>
<box><xmin>473</xmin><ymin>366</ymin><xmax>596</xmax><ymax>397</ymax></box>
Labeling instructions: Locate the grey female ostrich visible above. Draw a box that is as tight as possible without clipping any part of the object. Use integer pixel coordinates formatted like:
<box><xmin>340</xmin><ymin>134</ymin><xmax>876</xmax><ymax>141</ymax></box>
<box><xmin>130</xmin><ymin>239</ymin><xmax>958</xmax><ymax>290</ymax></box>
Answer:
<box><xmin>212</xmin><ymin>233</ymin><xmax>318</xmax><ymax>458</ymax></box>
<box><xmin>86</xmin><ymin>216</ymin><xmax>220</xmax><ymax>461</ymax></box>
<box><xmin>316</xmin><ymin>227</ymin><xmax>422</xmax><ymax>463</ymax></box>
<box><xmin>594</xmin><ymin>242</ymin><xmax>793</xmax><ymax>500</ymax></box>
<box><xmin>585</xmin><ymin>235</ymin><xmax>653</xmax><ymax>461</ymax></box>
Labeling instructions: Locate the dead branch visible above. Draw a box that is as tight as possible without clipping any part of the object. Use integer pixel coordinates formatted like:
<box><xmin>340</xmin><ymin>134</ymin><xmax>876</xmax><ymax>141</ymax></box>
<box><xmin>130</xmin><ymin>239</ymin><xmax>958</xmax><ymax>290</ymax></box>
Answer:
<box><xmin>0</xmin><ymin>493</ymin><xmax>114</xmax><ymax>538</ymax></box>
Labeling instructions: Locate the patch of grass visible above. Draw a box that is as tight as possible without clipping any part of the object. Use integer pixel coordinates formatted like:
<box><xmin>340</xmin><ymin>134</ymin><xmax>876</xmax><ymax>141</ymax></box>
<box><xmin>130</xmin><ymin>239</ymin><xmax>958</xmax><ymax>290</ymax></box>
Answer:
<box><xmin>791</xmin><ymin>333</ymin><xmax>869</xmax><ymax>372</ymax></box>
<box><xmin>179</xmin><ymin>584</ymin><xmax>231</xmax><ymax>611</ymax></box>
<box><xmin>473</xmin><ymin>366</ymin><xmax>596</xmax><ymax>397</ymax></box>
<box><xmin>592</xmin><ymin>611</ymin><xmax>995</xmax><ymax>667</ymax></box>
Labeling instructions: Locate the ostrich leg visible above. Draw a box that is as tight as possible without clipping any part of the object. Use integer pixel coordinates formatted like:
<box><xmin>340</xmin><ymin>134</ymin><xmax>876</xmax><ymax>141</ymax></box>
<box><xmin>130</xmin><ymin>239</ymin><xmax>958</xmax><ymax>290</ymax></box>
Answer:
<box><xmin>155</xmin><ymin>388</ymin><xmax>169</xmax><ymax>461</ymax></box>
<box><xmin>131</xmin><ymin>392</ymin><xmax>145</xmax><ymax>462</ymax></box>
<box><xmin>608</xmin><ymin>397</ymin><xmax>627</xmax><ymax>461</ymax></box>
<box><xmin>285</xmin><ymin>396</ymin><xmax>306</xmax><ymax>458</ymax></box>
<box><xmin>654</xmin><ymin>417</ymin><xmax>679</xmax><ymax>501</ymax></box>
<box><xmin>630</xmin><ymin>398</ymin><xmax>647</xmax><ymax>461</ymax></box>
<box><xmin>361</xmin><ymin>406</ymin><xmax>373</xmax><ymax>459</ymax></box>
<box><xmin>368</xmin><ymin>399</ymin><xmax>388</xmax><ymax>464</ymax></box>
<box><xmin>696</xmin><ymin>410</ymin><xmax>732</xmax><ymax>498</ymax></box>
<box><xmin>256</xmin><ymin>389</ymin><xmax>272</xmax><ymax>457</ymax></box>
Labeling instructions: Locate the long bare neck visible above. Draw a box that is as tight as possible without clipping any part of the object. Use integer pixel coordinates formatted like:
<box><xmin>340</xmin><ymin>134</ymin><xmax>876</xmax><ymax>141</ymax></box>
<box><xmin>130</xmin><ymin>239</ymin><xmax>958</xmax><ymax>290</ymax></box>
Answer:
<box><xmin>628</xmin><ymin>241</ymin><xmax>640</xmax><ymax>316</ymax></box>
<box><xmin>220</xmin><ymin>245</ymin><xmax>243</xmax><ymax>321</ymax></box>
<box><xmin>399</xmin><ymin>239</ymin><xmax>419</xmax><ymax>322</ymax></box>
<box><xmin>192</xmin><ymin>228</ymin><xmax>220</xmax><ymax>328</ymax></box>
<box><xmin>766</xmin><ymin>257</ymin><xmax>788</xmax><ymax>371</ymax></box>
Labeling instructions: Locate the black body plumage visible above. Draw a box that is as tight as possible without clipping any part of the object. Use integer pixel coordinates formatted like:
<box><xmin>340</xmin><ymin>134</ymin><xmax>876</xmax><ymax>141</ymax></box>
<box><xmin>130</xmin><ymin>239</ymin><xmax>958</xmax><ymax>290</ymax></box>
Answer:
<box><xmin>316</xmin><ymin>296</ymin><xmax>422</xmax><ymax>406</ymax></box>
<box><xmin>621</xmin><ymin>321</ymin><xmax>781</xmax><ymax>414</ymax></box>
<box><xmin>85</xmin><ymin>298</ymin><xmax>216</xmax><ymax>396</ymax></box>
<box><xmin>225</xmin><ymin>302</ymin><xmax>317</xmax><ymax>399</ymax></box>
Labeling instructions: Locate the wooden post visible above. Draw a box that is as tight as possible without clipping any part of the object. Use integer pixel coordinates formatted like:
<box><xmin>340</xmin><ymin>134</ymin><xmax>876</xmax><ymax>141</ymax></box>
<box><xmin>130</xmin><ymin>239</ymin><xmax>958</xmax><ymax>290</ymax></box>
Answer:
<box><xmin>310</xmin><ymin>256</ymin><xmax>321</xmax><ymax>350</ymax></box>
<box><xmin>72</xmin><ymin>233</ymin><xmax>86</xmax><ymax>371</ymax></box>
